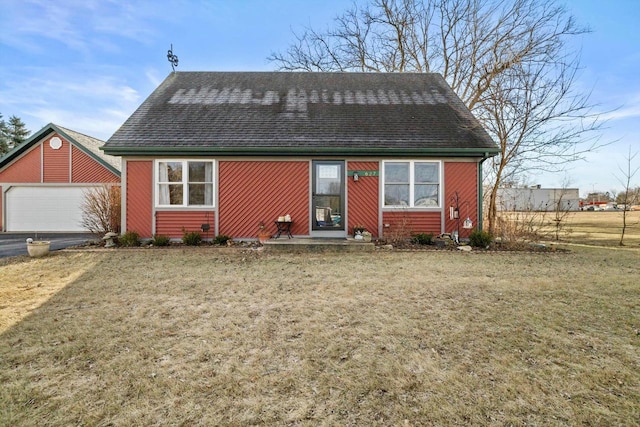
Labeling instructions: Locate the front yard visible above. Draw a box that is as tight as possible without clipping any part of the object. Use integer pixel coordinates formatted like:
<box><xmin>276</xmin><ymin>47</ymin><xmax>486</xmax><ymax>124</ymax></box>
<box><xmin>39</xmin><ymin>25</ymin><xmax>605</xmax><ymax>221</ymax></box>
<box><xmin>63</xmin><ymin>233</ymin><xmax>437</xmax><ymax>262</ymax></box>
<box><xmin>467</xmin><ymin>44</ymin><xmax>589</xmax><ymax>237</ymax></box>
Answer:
<box><xmin>1</xmin><ymin>247</ymin><xmax>639</xmax><ymax>425</ymax></box>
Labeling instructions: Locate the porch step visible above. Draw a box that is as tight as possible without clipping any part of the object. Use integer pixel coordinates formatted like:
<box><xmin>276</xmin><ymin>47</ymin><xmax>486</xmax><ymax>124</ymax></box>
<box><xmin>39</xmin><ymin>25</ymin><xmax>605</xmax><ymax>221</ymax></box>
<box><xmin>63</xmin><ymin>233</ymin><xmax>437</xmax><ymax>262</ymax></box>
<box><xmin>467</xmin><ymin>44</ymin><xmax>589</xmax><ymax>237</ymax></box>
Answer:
<box><xmin>263</xmin><ymin>237</ymin><xmax>375</xmax><ymax>252</ymax></box>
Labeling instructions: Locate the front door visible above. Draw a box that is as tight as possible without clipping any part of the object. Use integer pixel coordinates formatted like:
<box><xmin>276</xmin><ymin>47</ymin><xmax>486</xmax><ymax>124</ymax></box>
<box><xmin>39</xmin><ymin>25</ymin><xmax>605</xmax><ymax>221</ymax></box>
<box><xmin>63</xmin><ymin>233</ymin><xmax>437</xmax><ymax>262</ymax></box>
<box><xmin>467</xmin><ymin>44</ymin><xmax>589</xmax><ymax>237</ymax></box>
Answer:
<box><xmin>311</xmin><ymin>160</ymin><xmax>345</xmax><ymax>234</ymax></box>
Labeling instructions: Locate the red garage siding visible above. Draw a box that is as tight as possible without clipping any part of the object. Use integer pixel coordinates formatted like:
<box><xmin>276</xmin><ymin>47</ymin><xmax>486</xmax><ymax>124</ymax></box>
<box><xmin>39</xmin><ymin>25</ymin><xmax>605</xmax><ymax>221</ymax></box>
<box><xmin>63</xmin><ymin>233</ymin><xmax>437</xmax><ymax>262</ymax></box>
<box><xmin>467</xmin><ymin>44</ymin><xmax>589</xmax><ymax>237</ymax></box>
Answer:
<box><xmin>126</xmin><ymin>161</ymin><xmax>153</xmax><ymax>237</ymax></box>
<box><xmin>347</xmin><ymin>161</ymin><xmax>379</xmax><ymax>237</ymax></box>
<box><xmin>444</xmin><ymin>162</ymin><xmax>478</xmax><ymax>239</ymax></box>
<box><xmin>219</xmin><ymin>161</ymin><xmax>309</xmax><ymax>238</ymax></box>
<box><xmin>155</xmin><ymin>211</ymin><xmax>215</xmax><ymax>239</ymax></box>
<box><xmin>43</xmin><ymin>136</ymin><xmax>70</xmax><ymax>182</ymax></box>
<box><xmin>72</xmin><ymin>146</ymin><xmax>119</xmax><ymax>183</ymax></box>
<box><xmin>0</xmin><ymin>146</ymin><xmax>41</xmax><ymax>182</ymax></box>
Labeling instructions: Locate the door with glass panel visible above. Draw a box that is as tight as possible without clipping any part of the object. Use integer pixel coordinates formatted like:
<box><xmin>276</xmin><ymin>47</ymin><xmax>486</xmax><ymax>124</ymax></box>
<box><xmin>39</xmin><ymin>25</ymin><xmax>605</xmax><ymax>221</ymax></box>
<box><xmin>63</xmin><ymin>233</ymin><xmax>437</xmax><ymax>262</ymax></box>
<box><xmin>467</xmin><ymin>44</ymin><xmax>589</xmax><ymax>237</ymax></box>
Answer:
<box><xmin>311</xmin><ymin>160</ymin><xmax>345</xmax><ymax>231</ymax></box>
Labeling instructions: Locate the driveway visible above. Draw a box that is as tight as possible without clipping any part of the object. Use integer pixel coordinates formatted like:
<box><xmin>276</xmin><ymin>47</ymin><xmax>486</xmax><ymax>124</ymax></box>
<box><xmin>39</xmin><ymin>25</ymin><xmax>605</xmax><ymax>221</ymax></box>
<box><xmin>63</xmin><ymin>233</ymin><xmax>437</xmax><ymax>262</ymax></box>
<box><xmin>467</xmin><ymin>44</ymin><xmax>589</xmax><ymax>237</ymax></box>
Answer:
<box><xmin>0</xmin><ymin>233</ymin><xmax>99</xmax><ymax>259</ymax></box>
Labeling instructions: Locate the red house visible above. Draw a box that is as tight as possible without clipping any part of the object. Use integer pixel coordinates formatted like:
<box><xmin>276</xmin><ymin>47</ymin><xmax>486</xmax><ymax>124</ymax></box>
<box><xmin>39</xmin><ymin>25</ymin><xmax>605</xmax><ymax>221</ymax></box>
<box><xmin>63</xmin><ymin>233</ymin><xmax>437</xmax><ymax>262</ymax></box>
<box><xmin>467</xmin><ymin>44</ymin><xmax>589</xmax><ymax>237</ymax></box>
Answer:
<box><xmin>0</xmin><ymin>124</ymin><xmax>120</xmax><ymax>232</ymax></box>
<box><xmin>102</xmin><ymin>72</ymin><xmax>498</xmax><ymax>240</ymax></box>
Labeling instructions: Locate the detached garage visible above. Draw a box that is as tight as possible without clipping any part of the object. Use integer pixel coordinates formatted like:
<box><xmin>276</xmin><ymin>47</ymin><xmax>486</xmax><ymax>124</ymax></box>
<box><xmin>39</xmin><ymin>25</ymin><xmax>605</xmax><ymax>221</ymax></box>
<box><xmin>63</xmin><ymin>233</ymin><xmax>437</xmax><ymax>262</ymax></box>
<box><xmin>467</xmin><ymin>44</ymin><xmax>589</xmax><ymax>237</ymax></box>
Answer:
<box><xmin>0</xmin><ymin>124</ymin><xmax>120</xmax><ymax>232</ymax></box>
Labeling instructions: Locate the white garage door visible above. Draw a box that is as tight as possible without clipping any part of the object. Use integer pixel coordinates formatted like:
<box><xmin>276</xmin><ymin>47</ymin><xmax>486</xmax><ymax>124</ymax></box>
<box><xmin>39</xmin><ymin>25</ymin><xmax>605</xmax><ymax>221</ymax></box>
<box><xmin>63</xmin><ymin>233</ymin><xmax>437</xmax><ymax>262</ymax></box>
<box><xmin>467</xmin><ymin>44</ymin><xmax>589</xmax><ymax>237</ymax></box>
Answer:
<box><xmin>6</xmin><ymin>186</ymin><xmax>93</xmax><ymax>232</ymax></box>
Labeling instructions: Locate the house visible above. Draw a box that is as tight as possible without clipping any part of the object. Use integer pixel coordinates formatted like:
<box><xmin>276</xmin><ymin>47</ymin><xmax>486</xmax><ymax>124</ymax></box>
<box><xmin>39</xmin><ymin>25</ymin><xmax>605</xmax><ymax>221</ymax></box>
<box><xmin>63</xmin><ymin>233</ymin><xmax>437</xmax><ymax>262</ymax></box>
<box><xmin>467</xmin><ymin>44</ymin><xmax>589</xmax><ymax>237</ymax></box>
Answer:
<box><xmin>496</xmin><ymin>186</ymin><xmax>580</xmax><ymax>212</ymax></box>
<box><xmin>102</xmin><ymin>72</ymin><xmax>499</xmax><ymax>240</ymax></box>
<box><xmin>0</xmin><ymin>124</ymin><xmax>120</xmax><ymax>232</ymax></box>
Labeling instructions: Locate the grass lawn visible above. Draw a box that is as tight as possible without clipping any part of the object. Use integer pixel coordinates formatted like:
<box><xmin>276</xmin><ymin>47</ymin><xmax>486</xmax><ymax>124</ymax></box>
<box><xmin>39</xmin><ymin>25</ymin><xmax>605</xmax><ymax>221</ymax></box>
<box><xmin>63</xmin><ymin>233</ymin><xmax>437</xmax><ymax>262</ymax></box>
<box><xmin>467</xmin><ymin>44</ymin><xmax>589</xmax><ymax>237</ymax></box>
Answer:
<box><xmin>502</xmin><ymin>210</ymin><xmax>640</xmax><ymax>247</ymax></box>
<box><xmin>1</xmin><ymin>246</ymin><xmax>639</xmax><ymax>425</ymax></box>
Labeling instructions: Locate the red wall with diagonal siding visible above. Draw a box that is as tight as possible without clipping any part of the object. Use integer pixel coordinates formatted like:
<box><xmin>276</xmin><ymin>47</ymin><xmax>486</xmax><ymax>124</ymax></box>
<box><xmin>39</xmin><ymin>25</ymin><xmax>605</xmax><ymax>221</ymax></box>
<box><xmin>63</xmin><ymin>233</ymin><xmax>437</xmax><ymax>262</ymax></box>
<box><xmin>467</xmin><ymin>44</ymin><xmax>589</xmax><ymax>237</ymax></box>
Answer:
<box><xmin>0</xmin><ymin>145</ymin><xmax>41</xmax><ymax>182</ymax></box>
<box><xmin>43</xmin><ymin>136</ymin><xmax>70</xmax><ymax>182</ymax></box>
<box><xmin>382</xmin><ymin>211</ymin><xmax>441</xmax><ymax>238</ymax></box>
<box><xmin>347</xmin><ymin>161</ymin><xmax>379</xmax><ymax>237</ymax></box>
<box><xmin>0</xmin><ymin>185</ymin><xmax>2</xmax><ymax>231</ymax></box>
<box><xmin>155</xmin><ymin>210</ymin><xmax>216</xmax><ymax>239</ymax></box>
<box><xmin>71</xmin><ymin>146</ymin><xmax>119</xmax><ymax>183</ymax></box>
<box><xmin>444</xmin><ymin>161</ymin><xmax>478</xmax><ymax>238</ymax></box>
<box><xmin>219</xmin><ymin>161</ymin><xmax>309</xmax><ymax>238</ymax></box>
<box><xmin>126</xmin><ymin>161</ymin><xmax>153</xmax><ymax>237</ymax></box>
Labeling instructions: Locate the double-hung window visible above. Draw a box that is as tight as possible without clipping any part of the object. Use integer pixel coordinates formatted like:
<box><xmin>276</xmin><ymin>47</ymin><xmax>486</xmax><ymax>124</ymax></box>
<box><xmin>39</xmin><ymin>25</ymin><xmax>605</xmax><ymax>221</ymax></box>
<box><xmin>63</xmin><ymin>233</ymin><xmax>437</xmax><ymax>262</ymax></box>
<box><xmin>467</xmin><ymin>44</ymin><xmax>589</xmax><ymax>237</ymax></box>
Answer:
<box><xmin>383</xmin><ymin>161</ymin><xmax>440</xmax><ymax>207</ymax></box>
<box><xmin>157</xmin><ymin>160</ymin><xmax>214</xmax><ymax>207</ymax></box>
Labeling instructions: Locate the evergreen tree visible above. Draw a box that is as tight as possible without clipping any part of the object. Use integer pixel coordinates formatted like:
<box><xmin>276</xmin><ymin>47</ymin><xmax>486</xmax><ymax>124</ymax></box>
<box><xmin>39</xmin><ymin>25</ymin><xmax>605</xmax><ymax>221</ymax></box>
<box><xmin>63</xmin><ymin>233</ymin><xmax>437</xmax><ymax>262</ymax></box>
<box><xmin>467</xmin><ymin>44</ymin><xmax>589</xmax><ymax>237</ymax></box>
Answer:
<box><xmin>7</xmin><ymin>115</ymin><xmax>29</xmax><ymax>149</ymax></box>
<box><xmin>0</xmin><ymin>114</ymin><xmax>9</xmax><ymax>155</ymax></box>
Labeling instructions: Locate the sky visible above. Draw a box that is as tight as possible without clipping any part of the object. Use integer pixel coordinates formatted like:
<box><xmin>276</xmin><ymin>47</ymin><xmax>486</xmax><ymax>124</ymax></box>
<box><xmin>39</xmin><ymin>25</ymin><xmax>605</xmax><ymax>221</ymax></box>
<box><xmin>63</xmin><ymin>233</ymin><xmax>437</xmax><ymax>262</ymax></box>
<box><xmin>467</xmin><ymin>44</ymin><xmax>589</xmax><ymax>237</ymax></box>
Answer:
<box><xmin>1</xmin><ymin>0</ymin><xmax>638</xmax><ymax>197</ymax></box>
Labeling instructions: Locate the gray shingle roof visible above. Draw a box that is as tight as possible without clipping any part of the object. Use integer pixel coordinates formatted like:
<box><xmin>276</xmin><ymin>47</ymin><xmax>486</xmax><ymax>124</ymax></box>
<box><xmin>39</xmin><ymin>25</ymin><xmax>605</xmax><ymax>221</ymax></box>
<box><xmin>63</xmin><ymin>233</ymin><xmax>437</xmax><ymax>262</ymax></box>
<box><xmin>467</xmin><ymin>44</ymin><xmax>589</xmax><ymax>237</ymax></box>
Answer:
<box><xmin>55</xmin><ymin>125</ymin><xmax>121</xmax><ymax>171</ymax></box>
<box><xmin>104</xmin><ymin>72</ymin><xmax>498</xmax><ymax>156</ymax></box>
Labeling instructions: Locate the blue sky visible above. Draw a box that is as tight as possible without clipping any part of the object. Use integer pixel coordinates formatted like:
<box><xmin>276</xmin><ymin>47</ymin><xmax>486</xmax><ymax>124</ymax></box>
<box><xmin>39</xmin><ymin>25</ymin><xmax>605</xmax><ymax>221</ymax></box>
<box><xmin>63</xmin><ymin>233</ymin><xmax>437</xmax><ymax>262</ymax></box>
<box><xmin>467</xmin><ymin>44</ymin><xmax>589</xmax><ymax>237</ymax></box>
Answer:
<box><xmin>1</xmin><ymin>0</ymin><xmax>638</xmax><ymax>196</ymax></box>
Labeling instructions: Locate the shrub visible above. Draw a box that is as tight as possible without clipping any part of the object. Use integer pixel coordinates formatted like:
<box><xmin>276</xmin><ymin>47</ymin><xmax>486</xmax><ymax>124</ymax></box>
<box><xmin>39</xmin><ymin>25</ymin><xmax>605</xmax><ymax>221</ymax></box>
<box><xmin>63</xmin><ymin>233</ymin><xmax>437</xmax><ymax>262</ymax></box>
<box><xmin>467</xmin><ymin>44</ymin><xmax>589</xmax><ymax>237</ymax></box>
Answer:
<box><xmin>213</xmin><ymin>234</ymin><xmax>232</xmax><ymax>246</ymax></box>
<box><xmin>81</xmin><ymin>185</ymin><xmax>121</xmax><ymax>235</ymax></box>
<box><xmin>469</xmin><ymin>229</ymin><xmax>493</xmax><ymax>248</ymax></box>
<box><xmin>411</xmin><ymin>232</ymin><xmax>434</xmax><ymax>245</ymax></box>
<box><xmin>182</xmin><ymin>230</ymin><xmax>202</xmax><ymax>246</ymax></box>
<box><xmin>152</xmin><ymin>235</ymin><xmax>171</xmax><ymax>246</ymax></box>
<box><xmin>119</xmin><ymin>231</ymin><xmax>141</xmax><ymax>247</ymax></box>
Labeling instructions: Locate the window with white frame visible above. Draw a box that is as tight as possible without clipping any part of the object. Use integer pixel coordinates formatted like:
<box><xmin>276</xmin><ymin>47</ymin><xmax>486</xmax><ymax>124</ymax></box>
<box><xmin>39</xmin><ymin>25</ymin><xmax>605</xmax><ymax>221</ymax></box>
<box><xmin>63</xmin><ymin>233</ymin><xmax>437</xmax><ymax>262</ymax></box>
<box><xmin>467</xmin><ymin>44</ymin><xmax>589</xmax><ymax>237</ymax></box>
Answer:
<box><xmin>383</xmin><ymin>161</ymin><xmax>440</xmax><ymax>207</ymax></box>
<box><xmin>156</xmin><ymin>160</ymin><xmax>214</xmax><ymax>207</ymax></box>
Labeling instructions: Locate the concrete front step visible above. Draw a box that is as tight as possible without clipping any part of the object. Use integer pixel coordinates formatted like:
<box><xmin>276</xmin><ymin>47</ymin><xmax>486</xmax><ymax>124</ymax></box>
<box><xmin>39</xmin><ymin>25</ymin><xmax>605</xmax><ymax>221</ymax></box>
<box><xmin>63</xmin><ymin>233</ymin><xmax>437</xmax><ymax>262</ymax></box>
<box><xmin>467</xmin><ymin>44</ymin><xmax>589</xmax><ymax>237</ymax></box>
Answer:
<box><xmin>263</xmin><ymin>237</ymin><xmax>375</xmax><ymax>252</ymax></box>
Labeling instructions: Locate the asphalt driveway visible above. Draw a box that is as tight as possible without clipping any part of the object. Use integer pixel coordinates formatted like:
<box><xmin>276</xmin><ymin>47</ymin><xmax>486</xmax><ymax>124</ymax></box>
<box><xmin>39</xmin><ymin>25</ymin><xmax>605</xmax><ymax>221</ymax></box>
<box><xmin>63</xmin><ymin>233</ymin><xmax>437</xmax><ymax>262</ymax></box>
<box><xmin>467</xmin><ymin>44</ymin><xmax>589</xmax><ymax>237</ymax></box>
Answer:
<box><xmin>0</xmin><ymin>233</ymin><xmax>99</xmax><ymax>259</ymax></box>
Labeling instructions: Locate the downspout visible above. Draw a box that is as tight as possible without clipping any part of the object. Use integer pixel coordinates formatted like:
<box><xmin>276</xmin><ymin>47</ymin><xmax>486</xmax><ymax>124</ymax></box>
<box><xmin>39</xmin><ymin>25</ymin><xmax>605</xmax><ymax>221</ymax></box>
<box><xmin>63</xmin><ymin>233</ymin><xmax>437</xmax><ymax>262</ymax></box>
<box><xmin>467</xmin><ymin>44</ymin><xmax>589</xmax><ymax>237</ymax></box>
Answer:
<box><xmin>478</xmin><ymin>153</ymin><xmax>489</xmax><ymax>231</ymax></box>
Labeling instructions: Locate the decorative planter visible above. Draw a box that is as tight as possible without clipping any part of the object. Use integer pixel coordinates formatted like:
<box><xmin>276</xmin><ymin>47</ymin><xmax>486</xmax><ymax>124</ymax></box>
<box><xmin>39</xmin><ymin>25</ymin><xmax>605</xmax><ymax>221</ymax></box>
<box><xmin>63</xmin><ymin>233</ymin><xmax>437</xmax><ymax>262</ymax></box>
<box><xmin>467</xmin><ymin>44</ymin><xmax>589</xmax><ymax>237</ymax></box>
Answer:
<box><xmin>362</xmin><ymin>231</ymin><xmax>372</xmax><ymax>242</ymax></box>
<box><xmin>27</xmin><ymin>241</ymin><xmax>51</xmax><ymax>257</ymax></box>
<box><xmin>258</xmin><ymin>232</ymin><xmax>271</xmax><ymax>244</ymax></box>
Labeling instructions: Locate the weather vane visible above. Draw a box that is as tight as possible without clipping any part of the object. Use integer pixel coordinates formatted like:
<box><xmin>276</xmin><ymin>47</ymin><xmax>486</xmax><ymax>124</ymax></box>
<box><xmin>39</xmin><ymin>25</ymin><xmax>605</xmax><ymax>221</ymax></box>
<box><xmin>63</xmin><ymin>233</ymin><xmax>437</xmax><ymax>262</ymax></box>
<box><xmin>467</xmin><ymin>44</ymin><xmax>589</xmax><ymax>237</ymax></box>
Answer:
<box><xmin>167</xmin><ymin>43</ymin><xmax>179</xmax><ymax>72</ymax></box>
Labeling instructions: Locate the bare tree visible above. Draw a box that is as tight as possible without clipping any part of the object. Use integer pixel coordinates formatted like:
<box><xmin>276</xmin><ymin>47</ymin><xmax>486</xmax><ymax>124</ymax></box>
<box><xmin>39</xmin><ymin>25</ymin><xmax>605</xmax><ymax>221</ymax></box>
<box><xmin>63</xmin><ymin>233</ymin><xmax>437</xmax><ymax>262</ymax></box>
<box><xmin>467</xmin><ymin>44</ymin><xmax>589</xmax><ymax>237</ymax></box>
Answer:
<box><xmin>81</xmin><ymin>185</ymin><xmax>121</xmax><ymax>235</ymax></box>
<box><xmin>550</xmin><ymin>178</ymin><xmax>575</xmax><ymax>242</ymax></box>
<box><xmin>616</xmin><ymin>148</ymin><xmax>639</xmax><ymax>246</ymax></box>
<box><xmin>270</xmin><ymin>0</ymin><xmax>601</xmax><ymax>233</ymax></box>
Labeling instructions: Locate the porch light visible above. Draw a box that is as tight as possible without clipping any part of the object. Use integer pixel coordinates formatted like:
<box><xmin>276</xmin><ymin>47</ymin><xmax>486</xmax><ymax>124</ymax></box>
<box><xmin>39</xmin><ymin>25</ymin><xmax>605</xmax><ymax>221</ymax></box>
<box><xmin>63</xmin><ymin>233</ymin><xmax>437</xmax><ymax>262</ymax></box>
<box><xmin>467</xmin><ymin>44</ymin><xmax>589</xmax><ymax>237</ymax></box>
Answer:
<box><xmin>353</xmin><ymin>172</ymin><xmax>359</xmax><ymax>182</ymax></box>
<box><xmin>449</xmin><ymin>206</ymin><xmax>459</xmax><ymax>219</ymax></box>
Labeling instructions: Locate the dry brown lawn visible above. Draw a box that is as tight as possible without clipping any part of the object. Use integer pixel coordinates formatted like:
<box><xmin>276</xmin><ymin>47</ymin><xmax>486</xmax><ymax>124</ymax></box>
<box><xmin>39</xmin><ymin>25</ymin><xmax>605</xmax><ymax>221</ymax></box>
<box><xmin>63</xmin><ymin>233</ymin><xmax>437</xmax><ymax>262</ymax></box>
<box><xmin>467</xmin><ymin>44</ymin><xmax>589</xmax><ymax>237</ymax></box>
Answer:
<box><xmin>1</xmin><ymin>246</ymin><xmax>639</xmax><ymax>426</ymax></box>
<box><xmin>502</xmin><ymin>210</ymin><xmax>640</xmax><ymax>247</ymax></box>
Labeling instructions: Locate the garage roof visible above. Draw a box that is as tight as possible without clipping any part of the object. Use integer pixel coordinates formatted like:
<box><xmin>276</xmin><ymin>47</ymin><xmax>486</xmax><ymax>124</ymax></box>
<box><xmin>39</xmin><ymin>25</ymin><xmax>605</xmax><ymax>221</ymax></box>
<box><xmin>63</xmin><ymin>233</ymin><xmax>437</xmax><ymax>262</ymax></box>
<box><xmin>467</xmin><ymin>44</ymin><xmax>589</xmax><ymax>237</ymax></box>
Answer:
<box><xmin>0</xmin><ymin>123</ymin><xmax>120</xmax><ymax>176</ymax></box>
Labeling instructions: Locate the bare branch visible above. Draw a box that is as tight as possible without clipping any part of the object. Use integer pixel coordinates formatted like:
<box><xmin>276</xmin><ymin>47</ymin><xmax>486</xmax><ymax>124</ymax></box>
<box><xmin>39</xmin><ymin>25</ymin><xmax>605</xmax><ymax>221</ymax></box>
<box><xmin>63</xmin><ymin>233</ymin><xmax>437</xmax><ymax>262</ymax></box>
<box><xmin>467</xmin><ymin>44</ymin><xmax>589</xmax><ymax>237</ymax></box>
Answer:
<box><xmin>270</xmin><ymin>0</ymin><xmax>603</xmax><ymax>233</ymax></box>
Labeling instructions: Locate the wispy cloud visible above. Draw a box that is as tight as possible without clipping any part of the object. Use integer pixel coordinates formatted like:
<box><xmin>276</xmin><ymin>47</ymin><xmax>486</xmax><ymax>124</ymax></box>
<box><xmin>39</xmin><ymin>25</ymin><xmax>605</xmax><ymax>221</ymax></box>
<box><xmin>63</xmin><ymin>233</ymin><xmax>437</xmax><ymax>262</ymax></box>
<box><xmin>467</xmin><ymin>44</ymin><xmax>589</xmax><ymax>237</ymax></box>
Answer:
<box><xmin>0</xmin><ymin>68</ymin><xmax>141</xmax><ymax>140</ymax></box>
<box><xmin>0</xmin><ymin>0</ymin><xmax>164</xmax><ymax>56</ymax></box>
<box><xmin>599</xmin><ymin>101</ymin><xmax>640</xmax><ymax>122</ymax></box>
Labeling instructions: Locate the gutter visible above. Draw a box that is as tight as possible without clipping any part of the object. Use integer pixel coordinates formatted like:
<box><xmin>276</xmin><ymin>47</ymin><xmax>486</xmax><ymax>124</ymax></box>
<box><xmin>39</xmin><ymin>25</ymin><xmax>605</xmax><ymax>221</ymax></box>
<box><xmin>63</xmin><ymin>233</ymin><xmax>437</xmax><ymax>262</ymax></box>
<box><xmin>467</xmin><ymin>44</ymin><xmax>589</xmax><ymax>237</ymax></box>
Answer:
<box><xmin>101</xmin><ymin>145</ymin><xmax>501</xmax><ymax>158</ymax></box>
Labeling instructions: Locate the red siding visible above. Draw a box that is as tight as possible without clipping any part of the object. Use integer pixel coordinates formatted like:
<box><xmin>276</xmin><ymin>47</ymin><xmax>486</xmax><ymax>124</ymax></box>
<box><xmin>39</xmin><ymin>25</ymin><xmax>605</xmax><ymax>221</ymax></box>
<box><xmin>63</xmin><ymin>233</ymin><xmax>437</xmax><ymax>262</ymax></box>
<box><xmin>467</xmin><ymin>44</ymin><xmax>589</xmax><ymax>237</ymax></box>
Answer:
<box><xmin>155</xmin><ymin>211</ymin><xmax>215</xmax><ymax>239</ymax></box>
<box><xmin>347</xmin><ymin>161</ymin><xmax>379</xmax><ymax>237</ymax></box>
<box><xmin>382</xmin><ymin>211</ymin><xmax>441</xmax><ymax>237</ymax></box>
<box><xmin>71</xmin><ymin>146</ymin><xmax>119</xmax><ymax>183</ymax></box>
<box><xmin>126</xmin><ymin>161</ymin><xmax>153</xmax><ymax>238</ymax></box>
<box><xmin>0</xmin><ymin>145</ymin><xmax>41</xmax><ymax>182</ymax></box>
<box><xmin>0</xmin><ymin>185</ymin><xmax>2</xmax><ymax>231</ymax></box>
<box><xmin>43</xmin><ymin>135</ymin><xmax>70</xmax><ymax>183</ymax></box>
<box><xmin>444</xmin><ymin>162</ymin><xmax>478</xmax><ymax>238</ymax></box>
<box><xmin>219</xmin><ymin>161</ymin><xmax>309</xmax><ymax>238</ymax></box>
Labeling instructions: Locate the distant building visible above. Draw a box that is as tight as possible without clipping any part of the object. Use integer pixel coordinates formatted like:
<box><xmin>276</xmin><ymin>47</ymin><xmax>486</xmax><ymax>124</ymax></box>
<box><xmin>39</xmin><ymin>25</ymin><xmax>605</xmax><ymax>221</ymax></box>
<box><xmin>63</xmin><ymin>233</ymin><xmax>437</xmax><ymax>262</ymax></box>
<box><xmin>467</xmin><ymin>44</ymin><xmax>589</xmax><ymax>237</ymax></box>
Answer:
<box><xmin>496</xmin><ymin>186</ymin><xmax>580</xmax><ymax>211</ymax></box>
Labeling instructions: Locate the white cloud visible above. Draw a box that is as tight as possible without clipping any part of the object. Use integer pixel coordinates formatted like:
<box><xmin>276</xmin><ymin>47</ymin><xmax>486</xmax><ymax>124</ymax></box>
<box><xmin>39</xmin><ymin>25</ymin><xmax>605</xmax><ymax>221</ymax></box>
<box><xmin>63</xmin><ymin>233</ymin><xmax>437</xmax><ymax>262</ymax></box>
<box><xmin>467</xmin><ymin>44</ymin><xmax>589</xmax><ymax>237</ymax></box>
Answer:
<box><xmin>0</xmin><ymin>68</ymin><xmax>141</xmax><ymax>141</ymax></box>
<box><xmin>0</xmin><ymin>0</ymin><xmax>165</xmax><ymax>56</ymax></box>
<box><xmin>28</xmin><ymin>108</ymin><xmax>124</xmax><ymax>141</ymax></box>
<box><xmin>599</xmin><ymin>103</ymin><xmax>640</xmax><ymax>122</ymax></box>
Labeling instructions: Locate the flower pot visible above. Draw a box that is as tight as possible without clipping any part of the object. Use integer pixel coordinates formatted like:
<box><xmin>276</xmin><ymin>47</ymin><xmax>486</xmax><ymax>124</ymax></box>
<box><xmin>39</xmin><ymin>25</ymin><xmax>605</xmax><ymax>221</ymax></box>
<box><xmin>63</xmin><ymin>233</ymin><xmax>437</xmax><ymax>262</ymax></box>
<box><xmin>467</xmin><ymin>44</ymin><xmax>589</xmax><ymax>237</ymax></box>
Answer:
<box><xmin>258</xmin><ymin>232</ymin><xmax>271</xmax><ymax>244</ymax></box>
<box><xmin>362</xmin><ymin>231</ymin><xmax>372</xmax><ymax>242</ymax></box>
<box><xmin>27</xmin><ymin>241</ymin><xmax>51</xmax><ymax>257</ymax></box>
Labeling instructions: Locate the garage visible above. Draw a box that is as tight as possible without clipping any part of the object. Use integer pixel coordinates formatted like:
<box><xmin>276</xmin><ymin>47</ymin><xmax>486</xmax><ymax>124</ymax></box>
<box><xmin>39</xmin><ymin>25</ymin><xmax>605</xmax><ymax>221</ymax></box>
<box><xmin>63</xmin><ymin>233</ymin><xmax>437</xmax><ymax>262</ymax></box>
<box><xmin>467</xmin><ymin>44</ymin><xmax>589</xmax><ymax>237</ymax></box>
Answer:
<box><xmin>5</xmin><ymin>186</ymin><xmax>94</xmax><ymax>232</ymax></box>
<box><xmin>0</xmin><ymin>124</ymin><xmax>121</xmax><ymax>233</ymax></box>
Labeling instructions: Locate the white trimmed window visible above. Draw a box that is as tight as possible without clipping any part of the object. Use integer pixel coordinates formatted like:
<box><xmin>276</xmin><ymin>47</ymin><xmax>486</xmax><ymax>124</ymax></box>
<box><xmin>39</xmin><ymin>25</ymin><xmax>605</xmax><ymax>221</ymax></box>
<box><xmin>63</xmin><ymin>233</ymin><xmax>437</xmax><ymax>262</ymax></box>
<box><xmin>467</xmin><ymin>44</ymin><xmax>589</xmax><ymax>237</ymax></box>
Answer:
<box><xmin>383</xmin><ymin>161</ymin><xmax>440</xmax><ymax>207</ymax></box>
<box><xmin>156</xmin><ymin>160</ymin><xmax>214</xmax><ymax>207</ymax></box>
